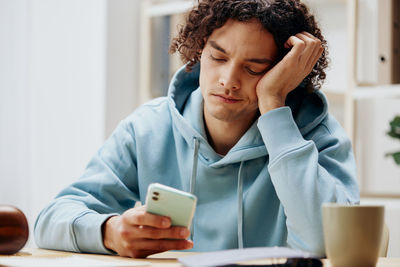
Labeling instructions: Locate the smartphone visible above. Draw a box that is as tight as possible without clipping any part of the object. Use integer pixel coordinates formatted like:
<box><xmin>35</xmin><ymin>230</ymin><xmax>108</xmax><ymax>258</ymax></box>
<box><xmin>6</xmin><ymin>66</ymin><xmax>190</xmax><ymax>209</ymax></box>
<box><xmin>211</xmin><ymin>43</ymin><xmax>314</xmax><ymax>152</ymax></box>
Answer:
<box><xmin>145</xmin><ymin>183</ymin><xmax>197</xmax><ymax>228</ymax></box>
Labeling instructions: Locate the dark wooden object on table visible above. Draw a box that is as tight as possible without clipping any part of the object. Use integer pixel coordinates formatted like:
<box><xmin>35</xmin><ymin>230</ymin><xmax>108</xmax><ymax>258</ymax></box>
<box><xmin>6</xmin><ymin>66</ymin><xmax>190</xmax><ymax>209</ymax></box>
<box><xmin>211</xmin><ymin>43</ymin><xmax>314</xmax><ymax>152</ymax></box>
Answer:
<box><xmin>0</xmin><ymin>205</ymin><xmax>29</xmax><ymax>254</ymax></box>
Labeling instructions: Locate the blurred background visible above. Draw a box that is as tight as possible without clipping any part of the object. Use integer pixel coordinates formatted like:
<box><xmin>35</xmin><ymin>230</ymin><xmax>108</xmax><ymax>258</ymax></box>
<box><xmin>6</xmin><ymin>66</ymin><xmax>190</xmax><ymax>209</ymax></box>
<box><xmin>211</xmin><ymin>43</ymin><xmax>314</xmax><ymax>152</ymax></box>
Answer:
<box><xmin>1</xmin><ymin>0</ymin><xmax>400</xmax><ymax>256</ymax></box>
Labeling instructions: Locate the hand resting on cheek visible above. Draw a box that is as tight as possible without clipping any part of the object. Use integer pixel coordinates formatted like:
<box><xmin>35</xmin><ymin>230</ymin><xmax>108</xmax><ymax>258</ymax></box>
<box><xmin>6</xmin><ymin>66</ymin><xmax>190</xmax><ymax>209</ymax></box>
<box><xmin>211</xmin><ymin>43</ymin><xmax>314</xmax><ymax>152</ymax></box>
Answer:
<box><xmin>256</xmin><ymin>31</ymin><xmax>324</xmax><ymax>114</ymax></box>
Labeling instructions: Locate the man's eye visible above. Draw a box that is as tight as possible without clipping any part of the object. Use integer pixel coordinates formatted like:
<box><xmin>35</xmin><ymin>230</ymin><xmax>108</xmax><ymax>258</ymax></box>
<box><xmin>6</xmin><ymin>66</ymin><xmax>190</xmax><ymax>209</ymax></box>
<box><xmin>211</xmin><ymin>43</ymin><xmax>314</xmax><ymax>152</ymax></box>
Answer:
<box><xmin>209</xmin><ymin>55</ymin><xmax>226</xmax><ymax>62</ymax></box>
<box><xmin>246</xmin><ymin>67</ymin><xmax>266</xmax><ymax>76</ymax></box>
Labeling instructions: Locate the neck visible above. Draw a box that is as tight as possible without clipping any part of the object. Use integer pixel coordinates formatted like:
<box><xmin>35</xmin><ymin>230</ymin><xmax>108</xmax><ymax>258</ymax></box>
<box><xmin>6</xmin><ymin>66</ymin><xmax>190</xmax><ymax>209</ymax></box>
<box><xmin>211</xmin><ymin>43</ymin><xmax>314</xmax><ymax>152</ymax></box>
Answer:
<box><xmin>204</xmin><ymin>110</ymin><xmax>257</xmax><ymax>156</ymax></box>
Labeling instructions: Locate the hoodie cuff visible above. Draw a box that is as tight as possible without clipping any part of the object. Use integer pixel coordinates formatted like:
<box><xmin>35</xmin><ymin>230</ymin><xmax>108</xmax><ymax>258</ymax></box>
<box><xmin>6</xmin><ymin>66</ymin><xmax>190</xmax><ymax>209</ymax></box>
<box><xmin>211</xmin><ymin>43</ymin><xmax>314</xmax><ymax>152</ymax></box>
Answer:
<box><xmin>257</xmin><ymin>107</ymin><xmax>308</xmax><ymax>160</ymax></box>
<box><xmin>73</xmin><ymin>212</ymin><xmax>118</xmax><ymax>254</ymax></box>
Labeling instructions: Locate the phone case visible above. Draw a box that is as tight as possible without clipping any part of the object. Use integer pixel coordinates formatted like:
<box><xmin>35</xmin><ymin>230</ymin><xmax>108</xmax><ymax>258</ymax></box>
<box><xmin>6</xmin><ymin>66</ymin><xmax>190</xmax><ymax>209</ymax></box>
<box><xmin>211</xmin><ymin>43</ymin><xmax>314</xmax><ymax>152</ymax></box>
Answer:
<box><xmin>145</xmin><ymin>183</ymin><xmax>197</xmax><ymax>228</ymax></box>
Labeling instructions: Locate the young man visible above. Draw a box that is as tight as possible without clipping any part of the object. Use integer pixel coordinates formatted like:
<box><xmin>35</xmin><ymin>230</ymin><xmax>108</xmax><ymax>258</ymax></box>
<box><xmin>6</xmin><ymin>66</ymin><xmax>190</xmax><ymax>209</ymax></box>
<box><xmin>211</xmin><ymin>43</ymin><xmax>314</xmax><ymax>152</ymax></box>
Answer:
<box><xmin>35</xmin><ymin>0</ymin><xmax>359</xmax><ymax>258</ymax></box>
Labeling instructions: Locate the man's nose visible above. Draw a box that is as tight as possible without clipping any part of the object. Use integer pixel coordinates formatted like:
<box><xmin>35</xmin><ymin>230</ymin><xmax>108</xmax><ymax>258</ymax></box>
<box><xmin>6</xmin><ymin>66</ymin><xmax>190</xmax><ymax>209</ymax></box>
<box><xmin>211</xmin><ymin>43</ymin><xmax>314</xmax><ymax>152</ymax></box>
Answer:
<box><xmin>218</xmin><ymin>64</ymin><xmax>240</xmax><ymax>90</ymax></box>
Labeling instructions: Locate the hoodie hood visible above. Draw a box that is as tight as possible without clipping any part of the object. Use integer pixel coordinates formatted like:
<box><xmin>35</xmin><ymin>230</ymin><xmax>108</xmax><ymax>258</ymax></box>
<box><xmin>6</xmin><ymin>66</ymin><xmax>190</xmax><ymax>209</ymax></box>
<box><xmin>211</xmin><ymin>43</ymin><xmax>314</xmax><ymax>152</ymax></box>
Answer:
<box><xmin>167</xmin><ymin>63</ymin><xmax>329</xmax><ymax>164</ymax></box>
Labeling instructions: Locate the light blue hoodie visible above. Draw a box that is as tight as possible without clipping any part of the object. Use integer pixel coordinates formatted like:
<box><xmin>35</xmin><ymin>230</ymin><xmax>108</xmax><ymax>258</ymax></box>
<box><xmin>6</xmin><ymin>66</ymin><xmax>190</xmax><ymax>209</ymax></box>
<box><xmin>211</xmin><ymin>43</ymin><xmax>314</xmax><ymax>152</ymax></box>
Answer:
<box><xmin>34</xmin><ymin>64</ymin><xmax>359</xmax><ymax>256</ymax></box>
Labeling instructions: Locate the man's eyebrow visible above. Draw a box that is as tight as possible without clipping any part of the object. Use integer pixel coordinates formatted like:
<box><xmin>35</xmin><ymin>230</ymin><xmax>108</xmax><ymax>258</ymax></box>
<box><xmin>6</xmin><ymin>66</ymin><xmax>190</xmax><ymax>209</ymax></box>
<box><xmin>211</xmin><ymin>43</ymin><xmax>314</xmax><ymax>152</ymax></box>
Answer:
<box><xmin>209</xmin><ymin>40</ymin><xmax>227</xmax><ymax>54</ymax></box>
<box><xmin>209</xmin><ymin>40</ymin><xmax>274</xmax><ymax>65</ymax></box>
<box><xmin>245</xmin><ymin>57</ymin><xmax>274</xmax><ymax>65</ymax></box>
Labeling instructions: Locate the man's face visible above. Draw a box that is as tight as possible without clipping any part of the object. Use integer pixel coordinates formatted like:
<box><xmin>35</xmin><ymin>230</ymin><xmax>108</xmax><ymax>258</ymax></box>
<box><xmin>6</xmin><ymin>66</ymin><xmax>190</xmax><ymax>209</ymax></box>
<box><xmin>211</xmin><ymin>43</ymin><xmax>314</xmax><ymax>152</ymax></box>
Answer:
<box><xmin>200</xmin><ymin>19</ymin><xmax>278</xmax><ymax>123</ymax></box>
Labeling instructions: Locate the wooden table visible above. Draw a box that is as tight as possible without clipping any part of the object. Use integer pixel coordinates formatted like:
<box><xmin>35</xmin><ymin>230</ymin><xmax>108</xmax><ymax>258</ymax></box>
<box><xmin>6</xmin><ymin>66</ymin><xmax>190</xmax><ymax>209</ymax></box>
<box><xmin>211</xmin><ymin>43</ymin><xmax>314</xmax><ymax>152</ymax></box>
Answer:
<box><xmin>0</xmin><ymin>248</ymin><xmax>399</xmax><ymax>266</ymax></box>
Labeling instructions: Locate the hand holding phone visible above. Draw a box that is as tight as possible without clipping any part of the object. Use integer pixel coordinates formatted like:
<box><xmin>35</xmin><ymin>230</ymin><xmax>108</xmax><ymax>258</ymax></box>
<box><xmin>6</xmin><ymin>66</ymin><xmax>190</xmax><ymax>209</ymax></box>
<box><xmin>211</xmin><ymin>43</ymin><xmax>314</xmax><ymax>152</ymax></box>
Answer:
<box><xmin>102</xmin><ymin>183</ymin><xmax>196</xmax><ymax>258</ymax></box>
<box><xmin>145</xmin><ymin>183</ymin><xmax>197</xmax><ymax>228</ymax></box>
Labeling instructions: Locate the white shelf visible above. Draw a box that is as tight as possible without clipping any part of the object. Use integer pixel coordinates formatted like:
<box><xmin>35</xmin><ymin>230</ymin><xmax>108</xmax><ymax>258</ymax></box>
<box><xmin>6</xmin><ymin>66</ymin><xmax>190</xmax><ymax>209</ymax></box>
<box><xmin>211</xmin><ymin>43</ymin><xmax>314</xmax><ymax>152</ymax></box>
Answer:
<box><xmin>145</xmin><ymin>0</ymin><xmax>193</xmax><ymax>17</ymax></box>
<box><xmin>353</xmin><ymin>85</ymin><xmax>400</xmax><ymax>99</ymax></box>
<box><xmin>322</xmin><ymin>85</ymin><xmax>400</xmax><ymax>100</ymax></box>
<box><xmin>305</xmin><ymin>0</ymin><xmax>347</xmax><ymax>4</ymax></box>
<box><xmin>323</xmin><ymin>87</ymin><xmax>346</xmax><ymax>95</ymax></box>
<box><xmin>323</xmin><ymin>88</ymin><xmax>346</xmax><ymax>103</ymax></box>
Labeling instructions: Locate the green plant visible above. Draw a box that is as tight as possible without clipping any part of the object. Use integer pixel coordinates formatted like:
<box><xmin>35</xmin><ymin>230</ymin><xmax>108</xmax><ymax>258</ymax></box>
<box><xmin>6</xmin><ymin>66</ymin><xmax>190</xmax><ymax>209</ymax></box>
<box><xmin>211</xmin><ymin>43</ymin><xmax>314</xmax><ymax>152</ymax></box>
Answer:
<box><xmin>386</xmin><ymin>115</ymin><xmax>400</xmax><ymax>165</ymax></box>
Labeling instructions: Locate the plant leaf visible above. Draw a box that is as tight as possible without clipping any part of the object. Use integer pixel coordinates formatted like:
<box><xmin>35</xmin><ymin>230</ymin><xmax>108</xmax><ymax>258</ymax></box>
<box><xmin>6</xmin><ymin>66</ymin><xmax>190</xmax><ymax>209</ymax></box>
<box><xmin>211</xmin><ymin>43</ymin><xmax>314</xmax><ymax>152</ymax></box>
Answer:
<box><xmin>388</xmin><ymin>132</ymin><xmax>400</xmax><ymax>139</ymax></box>
<box><xmin>388</xmin><ymin>116</ymin><xmax>400</xmax><ymax>139</ymax></box>
<box><xmin>393</xmin><ymin>152</ymin><xmax>400</xmax><ymax>165</ymax></box>
<box><xmin>390</xmin><ymin>116</ymin><xmax>400</xmax><ymax>127</ymax></box>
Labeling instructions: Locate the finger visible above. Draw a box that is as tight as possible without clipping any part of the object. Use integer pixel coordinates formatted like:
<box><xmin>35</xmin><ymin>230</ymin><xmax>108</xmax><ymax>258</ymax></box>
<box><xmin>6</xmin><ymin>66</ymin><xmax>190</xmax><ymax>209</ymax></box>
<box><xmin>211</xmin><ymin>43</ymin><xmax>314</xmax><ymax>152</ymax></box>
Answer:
<box><xmin>123</xmin><ymin>207</ymin><xmax>171</xmax><ymax>229</ymax></box>
<box><xmin>132</xmin><ymin>225</ymin><xmax>190</xmax><ymax>240</ymax></box>
<box><xmin>295</xmin><ymin>32</ymin><xmax>321</xmax><ymax>55</ymax></box>
<box><xmin>284</xmin><ymin>35</ymin><xmax>304</xmax><ymax>49</ymax></box>
<box><xmin>308</xmin><ymin>46</ymin><xmax>324</xmax><ymax>72</ymax></box>
<box><xmin>128</xmin><ymin>239</ymin><xmax>193</xmax><ymax>252</ymax></box>
<box><xmin>119</xmin><ymin>247</ymin><xmax>160</xmax><ymax>258</ymax></box>
<box><xmin>305</xmin><ymin>41</ymin><xmax>324</xmax><ymax>71</ymax></box>
<box><xmin>302</xmin><ymin>31</ymin><xmax>319</xmax><ymax>41</ymax></box>
<box><xmin>295</xmin><ymin>32</ymin><xmax>316</xmax><ymax>43</ymax></box>
<box><xmin>295</xmin><ymin>32</ymin><xmax>323</xmax><ymax>69</ymax></box>
<box><xmin>283</xmin><ymin>36</ymin><xmax>306</xmax><ymax>59</ymax></box>
<box><xmin>131</xmin><ymin>250</ymin><xmax>160</xmax><ymax>258</ymax></box>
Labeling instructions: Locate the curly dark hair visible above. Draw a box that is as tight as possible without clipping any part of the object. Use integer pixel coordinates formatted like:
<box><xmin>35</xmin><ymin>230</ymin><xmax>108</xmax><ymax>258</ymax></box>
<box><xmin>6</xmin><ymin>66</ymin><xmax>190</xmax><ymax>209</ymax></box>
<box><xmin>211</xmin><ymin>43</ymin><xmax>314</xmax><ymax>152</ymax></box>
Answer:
<box><xmin>170</xmin><ymin>0</ymin><xmax>329</xmax><ymax>92</ymax></box>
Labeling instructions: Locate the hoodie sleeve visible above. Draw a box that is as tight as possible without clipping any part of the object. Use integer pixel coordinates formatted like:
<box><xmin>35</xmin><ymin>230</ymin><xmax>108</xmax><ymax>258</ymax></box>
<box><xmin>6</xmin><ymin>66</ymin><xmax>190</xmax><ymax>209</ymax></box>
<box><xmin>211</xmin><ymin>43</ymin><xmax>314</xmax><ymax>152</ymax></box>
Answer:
<box><xmin>34</xmin><ymin>119</ymin><xmax>139</xmax><ymax>254</ymax></box>
<box><xmin>257</xmin><ymin>107</ymin><xmax>360</xmax><ymax>256</ymax></box>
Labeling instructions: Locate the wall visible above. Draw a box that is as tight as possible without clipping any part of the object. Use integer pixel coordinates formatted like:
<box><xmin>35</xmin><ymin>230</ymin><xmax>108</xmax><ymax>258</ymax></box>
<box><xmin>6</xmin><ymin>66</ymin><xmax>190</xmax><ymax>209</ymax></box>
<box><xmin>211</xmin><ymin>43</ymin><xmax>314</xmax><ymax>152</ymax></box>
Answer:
<box><xmin>0</xmin><ymin>0</ymin><xmax>32</xmax><ymax>214</ymax></box>
<box><xmin>105</xmin><ymin>0</ymin><xmax>140</xmax><ymax>138</ymax></box>
<box><xmin>0</xmin><ymin>0</ymin><xmax>140</xmax><ymax>247</ymax></box>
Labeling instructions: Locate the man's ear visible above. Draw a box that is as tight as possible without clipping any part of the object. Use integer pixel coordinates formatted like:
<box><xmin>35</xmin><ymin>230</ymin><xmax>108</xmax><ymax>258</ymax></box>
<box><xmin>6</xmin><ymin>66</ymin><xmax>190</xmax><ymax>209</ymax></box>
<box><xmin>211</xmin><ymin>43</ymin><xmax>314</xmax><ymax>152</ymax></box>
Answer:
<box><xmin>196</xmin><ymin>48</ymin><xmax>203</xmax><ymax>61</ymax></box>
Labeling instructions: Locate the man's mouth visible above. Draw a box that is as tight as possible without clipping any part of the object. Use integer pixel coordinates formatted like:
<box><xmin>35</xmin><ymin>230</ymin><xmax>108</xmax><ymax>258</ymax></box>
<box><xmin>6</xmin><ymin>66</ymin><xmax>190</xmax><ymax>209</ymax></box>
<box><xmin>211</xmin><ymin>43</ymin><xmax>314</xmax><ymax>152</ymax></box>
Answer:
<box><xmin>212</xmin><ymin>94</ymin><xmax>242</xmax><ymax>103</ymax></box>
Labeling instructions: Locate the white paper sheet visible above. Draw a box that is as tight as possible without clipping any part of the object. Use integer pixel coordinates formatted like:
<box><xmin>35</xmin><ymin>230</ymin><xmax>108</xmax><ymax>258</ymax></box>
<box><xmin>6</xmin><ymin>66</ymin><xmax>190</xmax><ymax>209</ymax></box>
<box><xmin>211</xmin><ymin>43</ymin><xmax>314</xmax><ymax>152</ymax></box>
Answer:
<box><xmin>178</xmin><ymin>247</ymin><xmax>319</xmax><ymax>267</ymax></box>
<box><xmin>0</xmin><ymin>255</ymin><xmax>150</xmax><ymax>267</ymax></box>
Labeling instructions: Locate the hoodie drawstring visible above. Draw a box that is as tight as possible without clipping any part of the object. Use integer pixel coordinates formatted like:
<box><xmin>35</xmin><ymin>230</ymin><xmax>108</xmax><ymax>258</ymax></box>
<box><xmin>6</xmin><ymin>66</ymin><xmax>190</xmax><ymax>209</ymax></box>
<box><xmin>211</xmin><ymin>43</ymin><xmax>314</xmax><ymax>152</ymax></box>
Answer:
<box><xmin>190</xmin><ymin>137</ymin><xmax>244</xmax><ymax>248</ymax></box>
<box><xmin>237</xmin><ymin>161</ymin><xmax>244</xmax><ymax>249</ymax></box>
<box><xmin>190</xmin><ymin>138</ymin><xmax>200</xmax><ymax>195</ymax></box>
<box><xmin>190</xmin><ymin>138</ymin><xmax>200</xmax><ymax>241</ymax></box>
